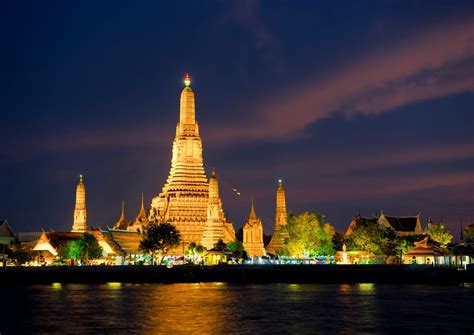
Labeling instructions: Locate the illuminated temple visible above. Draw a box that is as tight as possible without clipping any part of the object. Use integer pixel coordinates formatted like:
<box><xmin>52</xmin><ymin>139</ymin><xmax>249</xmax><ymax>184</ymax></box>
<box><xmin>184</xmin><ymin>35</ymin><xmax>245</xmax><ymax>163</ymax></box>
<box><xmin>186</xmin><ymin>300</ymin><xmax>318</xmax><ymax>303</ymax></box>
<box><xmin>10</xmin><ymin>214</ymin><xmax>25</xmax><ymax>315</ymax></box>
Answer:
<box><xmin>149</xmin><ymin>74</ymin><xmax>235</xmax><ymax>247</ymax></box>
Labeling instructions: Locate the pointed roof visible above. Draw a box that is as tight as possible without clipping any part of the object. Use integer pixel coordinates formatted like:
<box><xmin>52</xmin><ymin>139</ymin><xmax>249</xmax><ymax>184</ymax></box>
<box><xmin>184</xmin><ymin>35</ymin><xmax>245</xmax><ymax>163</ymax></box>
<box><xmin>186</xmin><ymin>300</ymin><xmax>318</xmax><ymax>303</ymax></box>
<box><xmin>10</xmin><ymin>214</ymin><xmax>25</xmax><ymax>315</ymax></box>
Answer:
<box><xmin>132</xmin><ymin>193</ymin><xmax>148</xmax><ymax>226</ymax></box>
<box><xmin>0</xmin><ymin>220</ymin><xmax>15</xmax><ymax>239</ymax></box>
<box><xmin>249</xmin><ymin>196</ymin><xmax>257</xmax><ymax>220</ymax></box>
<box><xmin>114</xmin><ymin>201</ymin><xmax>130</xmax><ymax>230</ymax></box>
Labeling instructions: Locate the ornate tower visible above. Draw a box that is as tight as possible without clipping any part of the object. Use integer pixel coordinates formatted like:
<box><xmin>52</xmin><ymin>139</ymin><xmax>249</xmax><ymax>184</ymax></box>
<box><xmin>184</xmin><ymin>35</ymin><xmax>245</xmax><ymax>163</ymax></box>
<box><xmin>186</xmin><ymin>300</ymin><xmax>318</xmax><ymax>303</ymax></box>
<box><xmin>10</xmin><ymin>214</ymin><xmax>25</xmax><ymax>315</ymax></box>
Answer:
<box><xmin>201</xmin><ymin>169</ymin><xmax>225</xmax><ymax>249</ymax></box>
<box><xmin>71</xmin><ymin>175</ymin><xmax>87</xmax><ymax>232</ymax></box>
<box><xmin>243</xmin><ymin>199</ymin><xmax>266</xmax><ymax>257</ymax></box>
<box><xmin>266</xmin><ymin>179</ymin><xmax>288</xmax><ymax>254</ymax></box>
<box><xmin>150</xmin><ymin>74</ymin><xmax>235</xmax><ymax>245</ymax></box>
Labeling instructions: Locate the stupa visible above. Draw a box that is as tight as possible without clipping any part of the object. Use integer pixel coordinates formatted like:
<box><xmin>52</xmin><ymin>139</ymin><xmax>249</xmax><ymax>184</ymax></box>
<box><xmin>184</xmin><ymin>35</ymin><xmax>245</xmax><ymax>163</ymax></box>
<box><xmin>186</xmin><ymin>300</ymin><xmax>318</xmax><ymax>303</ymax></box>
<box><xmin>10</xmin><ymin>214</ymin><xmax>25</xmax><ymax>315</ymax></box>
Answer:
<box><xmin>149</xmin><ymin>74</ymin><xmax>235</xmax><ymax>246</ymax></box>
<box><xmin>71</xmin><ymin>175</ymin><xmax>87</xmax><ymax>232</ymax></box>
<box><xmin>243</xmin><ymin>199</ymin><xmax>266</xmax><ymax>257</ymax></box>
<box><xmin>266</xmin><ymin>179</ymin><xmax>288</xmax><ymax>254</ymax></box>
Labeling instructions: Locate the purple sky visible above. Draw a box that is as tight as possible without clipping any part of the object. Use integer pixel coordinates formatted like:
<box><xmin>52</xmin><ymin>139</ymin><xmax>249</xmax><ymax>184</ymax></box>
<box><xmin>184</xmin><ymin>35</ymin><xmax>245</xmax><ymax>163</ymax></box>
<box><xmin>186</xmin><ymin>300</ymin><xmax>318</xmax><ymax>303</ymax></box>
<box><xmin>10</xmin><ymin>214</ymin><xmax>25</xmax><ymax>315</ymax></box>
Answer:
<box><xmin>2</xmin><ymin>1</ymin><xmax>474</xmax><ymax>239</ymax></box>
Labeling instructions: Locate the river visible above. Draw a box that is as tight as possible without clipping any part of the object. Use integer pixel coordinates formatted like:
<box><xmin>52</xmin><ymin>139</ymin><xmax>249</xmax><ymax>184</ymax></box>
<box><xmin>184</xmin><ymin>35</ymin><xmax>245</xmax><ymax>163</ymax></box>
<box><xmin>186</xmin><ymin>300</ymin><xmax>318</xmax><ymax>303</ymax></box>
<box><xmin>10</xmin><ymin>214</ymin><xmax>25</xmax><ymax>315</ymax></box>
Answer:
<box><xmin>1</xmin><ymin>283</ymin><xmax>472</xmax><ymax>334</ymax></box>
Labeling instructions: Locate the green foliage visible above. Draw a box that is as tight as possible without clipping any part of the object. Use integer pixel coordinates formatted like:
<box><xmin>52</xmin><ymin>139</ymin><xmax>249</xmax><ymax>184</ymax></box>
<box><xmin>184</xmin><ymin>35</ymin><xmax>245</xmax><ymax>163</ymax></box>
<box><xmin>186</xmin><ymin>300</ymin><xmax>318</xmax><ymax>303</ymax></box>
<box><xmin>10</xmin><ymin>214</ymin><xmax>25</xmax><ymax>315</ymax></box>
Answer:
<box><xmin>186</xmin><ymin>242</ymin><xmax>207</xmax><ymax>264</ymax></box>
<box><xmin>58</xmin><ymin>233</ymin><xmax>103</xmax><ymax>265</ymax></box>
<box><xmin>140</xmin><ymin>222</ymin><xmax>181</xmax><ymax>264</ymax></box>
<box><xmin>426</xmin><ymin>223</ymin><xmax>453</xmax><ymax>247</ymax></box>
<box><xmin>282</xmin><ymin>212</ymin><xmax>336</xmax><ymax>257</ymax></box>
<box><xmin>398</xmin><ymin>235</ymin><xmax>425</xmax><ymax>255</ymax></box>
<box><xmin>226</xmin><ymin>240</ymin><xmax>248</xmax><ymax>259</ymax></box>
<box><xmin>346</xmin><ymin>219</ymin><xmax>397</xmax><ymax>256</ymax></box>
<box><xmin>464</xmin><ymin>224</ymin><xmax>474</xmax><ymax>242</ymax></box>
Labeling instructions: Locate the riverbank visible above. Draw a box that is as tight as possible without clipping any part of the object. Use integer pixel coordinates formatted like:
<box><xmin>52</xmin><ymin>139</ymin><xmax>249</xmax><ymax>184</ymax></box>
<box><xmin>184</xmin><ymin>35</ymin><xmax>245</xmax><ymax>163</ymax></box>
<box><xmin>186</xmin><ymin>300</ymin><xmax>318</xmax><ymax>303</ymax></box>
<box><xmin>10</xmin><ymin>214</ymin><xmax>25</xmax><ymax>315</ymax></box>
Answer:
<box><xmin>1</xmin><ymin>264</ymin><xmax>473</xmax><ymax>284</ymax></box>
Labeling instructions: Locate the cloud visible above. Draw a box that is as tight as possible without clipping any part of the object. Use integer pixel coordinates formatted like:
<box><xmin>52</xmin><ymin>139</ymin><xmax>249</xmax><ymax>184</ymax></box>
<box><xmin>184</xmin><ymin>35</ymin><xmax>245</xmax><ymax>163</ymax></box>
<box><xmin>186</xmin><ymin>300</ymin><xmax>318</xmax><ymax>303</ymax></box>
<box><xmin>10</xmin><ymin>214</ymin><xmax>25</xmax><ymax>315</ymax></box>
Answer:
<box><xmin>207</xmin><ymin>17</ymin><xmax>474</xmax><ymax>143</ymax></box>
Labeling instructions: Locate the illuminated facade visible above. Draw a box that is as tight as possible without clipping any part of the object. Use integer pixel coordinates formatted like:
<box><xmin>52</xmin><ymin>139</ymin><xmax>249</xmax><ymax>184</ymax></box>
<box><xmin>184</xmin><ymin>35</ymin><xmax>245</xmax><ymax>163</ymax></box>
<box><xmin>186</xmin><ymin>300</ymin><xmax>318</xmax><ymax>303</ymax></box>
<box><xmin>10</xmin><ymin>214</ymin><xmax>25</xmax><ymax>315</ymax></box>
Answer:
<box><xmin>71</xmin><ymin>175</ymin><xmax>87</xmax><ymax>232</ymax></box>
<box><xmin>243</xmin><ymin>200</ymin><xmax>266</xmax><ymax>257</ymax></box>
<box><xmin>149</xmin><ymin>74</ymin><xmax>235</xmax><ymax>246</ymax></box>
<box><xmin>266</xmin><ymin>180</ymin><xmax>288</xmax><ymax>254</ymax></box>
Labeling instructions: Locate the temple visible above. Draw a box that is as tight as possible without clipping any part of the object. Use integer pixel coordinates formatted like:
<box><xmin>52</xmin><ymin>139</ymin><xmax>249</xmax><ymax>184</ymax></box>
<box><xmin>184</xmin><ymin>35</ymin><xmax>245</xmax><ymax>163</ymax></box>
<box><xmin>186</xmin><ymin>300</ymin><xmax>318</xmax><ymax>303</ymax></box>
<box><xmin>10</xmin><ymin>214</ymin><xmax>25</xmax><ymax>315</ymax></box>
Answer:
<box><xmin>345</xmin><ymin>211</ymin><xmax>423</xmax><ymax>237</ymax></box>
<box><xmin>266</xmin><ymin>179</ymin><xmax>288</xmax><ymax>254</ymax></box>
<box><xmin>149</xmin><ymin>74</ymin><xmax>235</xmax><ymax>246</ymax></box>
<box><xmin>243</xmin><ymin>199</ymin><xmax>266</xmax><ymax>257</ymax></box>
<box><xmin>71</xmin><ymin>175</ymin><xmax>87</xmax><ymax>232</ymax></box>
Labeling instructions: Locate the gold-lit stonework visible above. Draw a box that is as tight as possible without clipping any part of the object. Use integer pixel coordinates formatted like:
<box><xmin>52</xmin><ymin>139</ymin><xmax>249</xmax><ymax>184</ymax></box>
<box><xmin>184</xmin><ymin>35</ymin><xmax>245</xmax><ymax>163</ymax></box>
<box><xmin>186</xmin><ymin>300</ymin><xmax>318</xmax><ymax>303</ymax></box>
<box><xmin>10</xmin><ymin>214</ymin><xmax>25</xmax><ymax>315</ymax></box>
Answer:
<box><xmin>149</xmin><ymin>74</ymin><xmax>235</xmax><ymax>246</ymax></box>
<box><xmin>243</xmin><ymin>199</ymin><xmax>266</xmax><ymax>257</ymax></box>
<box><xmin>71</xmin><ymin>175</ymin><xmax>87</xmax><ymax>232</ymax></box>
<box><xmin>266</xmin><ymin>179</ymin><xmax>288</xmax><ymax>254</ymax></box>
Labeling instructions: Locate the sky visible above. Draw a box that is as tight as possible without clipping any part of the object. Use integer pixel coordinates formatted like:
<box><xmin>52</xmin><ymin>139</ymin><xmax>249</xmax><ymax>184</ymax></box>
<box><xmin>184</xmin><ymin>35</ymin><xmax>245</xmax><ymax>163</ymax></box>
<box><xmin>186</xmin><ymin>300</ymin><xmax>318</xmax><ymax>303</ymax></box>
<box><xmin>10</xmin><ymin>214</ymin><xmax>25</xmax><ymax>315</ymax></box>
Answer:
<box><xmin>2</xmin><ymin>1</ymin><xmax>474</xmax><ymax>238</ymax></box>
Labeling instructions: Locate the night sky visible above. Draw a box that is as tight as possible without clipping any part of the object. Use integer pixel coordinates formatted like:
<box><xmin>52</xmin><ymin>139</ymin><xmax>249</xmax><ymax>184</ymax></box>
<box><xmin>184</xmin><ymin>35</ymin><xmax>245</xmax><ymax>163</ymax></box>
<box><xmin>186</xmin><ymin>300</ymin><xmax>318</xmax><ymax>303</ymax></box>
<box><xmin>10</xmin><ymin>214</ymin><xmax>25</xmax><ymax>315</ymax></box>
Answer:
<box><xmin>2</xmin><ymin>1</ymin><xmax>474</xmax><ymax>238</ymax></box>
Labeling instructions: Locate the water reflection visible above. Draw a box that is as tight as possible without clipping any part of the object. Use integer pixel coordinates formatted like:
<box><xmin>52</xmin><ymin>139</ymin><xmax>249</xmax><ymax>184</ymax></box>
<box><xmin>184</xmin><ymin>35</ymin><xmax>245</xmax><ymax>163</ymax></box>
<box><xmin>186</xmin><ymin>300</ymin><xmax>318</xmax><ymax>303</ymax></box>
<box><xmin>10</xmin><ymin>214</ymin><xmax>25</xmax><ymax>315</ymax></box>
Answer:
<box><xmin>1</xmin><ymin>283</ymin><xmax>473</xmax><ymax>334</ymax></box>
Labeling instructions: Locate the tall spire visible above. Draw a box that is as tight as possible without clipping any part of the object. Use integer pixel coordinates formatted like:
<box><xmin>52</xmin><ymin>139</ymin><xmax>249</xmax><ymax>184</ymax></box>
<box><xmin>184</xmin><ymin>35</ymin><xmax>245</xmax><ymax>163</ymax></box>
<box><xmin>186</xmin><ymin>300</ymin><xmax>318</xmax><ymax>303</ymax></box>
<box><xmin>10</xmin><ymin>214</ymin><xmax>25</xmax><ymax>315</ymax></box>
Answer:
<box><xmin>71</xmin><ymin>175</ymin><xmax>87</xmax><ymax>232</ymax></box>
<box><xmin>179</xmin><ymin>72</ymin><xmax>196</xmax><ymax>126</ymax></box>
<box><xmin>249</xmin><ymin>196</ymin><xmax>257</xmax><ymax>220</ymax></box>
<box><xmin>114</xmin><ymin>201</ymin><xmax>129</xmax><ymax>230</ymax></box>
<box><xmin>460</xmin><ymin>218</ymin><xmax>464</xmax><ymax>242</ymax></box>
<box><xmin>140</xmin><ymin>192</ymin><xmax>145</xmax><ymax>212</ymax></box>
<box><xmin>266</xmin><ymin>178</ymin><xmax>289</xmax><ymax>255</ymax></box>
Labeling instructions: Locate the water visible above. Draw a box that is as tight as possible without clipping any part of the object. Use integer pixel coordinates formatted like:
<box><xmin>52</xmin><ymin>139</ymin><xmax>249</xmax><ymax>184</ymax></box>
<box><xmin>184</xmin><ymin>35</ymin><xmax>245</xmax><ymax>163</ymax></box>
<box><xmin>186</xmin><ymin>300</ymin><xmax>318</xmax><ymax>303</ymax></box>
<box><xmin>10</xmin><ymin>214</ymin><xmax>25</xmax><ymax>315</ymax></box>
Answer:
<box><xmin>1</xmin><ymin>283</ymin><xmax>473</xmax><ymax>334</ymax></box>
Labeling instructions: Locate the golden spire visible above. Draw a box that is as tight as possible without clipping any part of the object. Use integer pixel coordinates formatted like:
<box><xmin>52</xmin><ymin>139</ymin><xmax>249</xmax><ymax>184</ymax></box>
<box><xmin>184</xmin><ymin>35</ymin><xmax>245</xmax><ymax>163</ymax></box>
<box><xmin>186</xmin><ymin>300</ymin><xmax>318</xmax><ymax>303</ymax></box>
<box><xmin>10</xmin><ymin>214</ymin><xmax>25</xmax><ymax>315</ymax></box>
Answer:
<box><xmin>209</xmin><ymin>168</ymin><xmax>219</xmax><ymax>200</ymax></box>
<box><xmin>114</xmin><ymin>200</ymin><xmax>129</xmax><ymax>230</ymax></box>
<box><xmin>140</xmin><ymin>192</ymin><xmax>144</xmax><ymax>212</ymax></box>
<box><xmin>249</xmin><ymin>196</ymin><xmax>257</xmax><ymax>220</ymax></box>
<box><xmin>72</xmin><ymin>175</ymin><xmax>87</xmax><ymax>232</ymax></box>
<box><xmin>180</xmin><ymin>72</ymin><xmax>195</xmax><ymax>125</ymax></box>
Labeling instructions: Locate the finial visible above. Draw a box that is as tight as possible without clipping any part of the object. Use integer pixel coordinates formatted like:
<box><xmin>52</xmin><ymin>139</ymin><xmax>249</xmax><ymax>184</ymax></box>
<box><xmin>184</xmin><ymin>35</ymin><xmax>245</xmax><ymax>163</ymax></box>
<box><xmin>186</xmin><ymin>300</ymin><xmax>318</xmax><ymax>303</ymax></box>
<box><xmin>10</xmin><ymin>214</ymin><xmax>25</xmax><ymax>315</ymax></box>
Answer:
<box><xmin>278</xmin><ymin>178</ymin><xmax>282</xmax><ymax>185</ymax></box>
<box><xmin>121</xmin><ymin>200</ymin><xmax>125</xmax><ymax>217</ymax></box>
<box><xmin>79</xmin><ymin>174</ymin><xmax>83</xmax><ymax>182</ymax></box>
<box><xmin>141</xmin><ymin>193</ymin><xmax>144</xmax><ymax>211</ymax></box>
<box><xmin>249</xmin><ymin>196</ymin><xmax>257</xmax><ymax>219</ymax></box>
<box><xmin>211</xmin><ymin>167</ymin><xmax>216</xmax><ymax>177</ymax></box>
<box><xmin>184</xmin><ymin>73</ymin><xmax>191</xmax><ymax>87</ymax></box>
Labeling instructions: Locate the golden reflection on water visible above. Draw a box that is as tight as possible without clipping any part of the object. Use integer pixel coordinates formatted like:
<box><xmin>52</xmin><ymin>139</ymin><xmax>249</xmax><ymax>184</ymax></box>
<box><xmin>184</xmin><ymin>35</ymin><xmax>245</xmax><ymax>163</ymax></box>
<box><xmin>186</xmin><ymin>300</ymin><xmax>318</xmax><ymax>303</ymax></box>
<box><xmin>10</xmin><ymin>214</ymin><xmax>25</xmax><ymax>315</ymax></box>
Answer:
<box><xmin>106</xmin><ymin>282</ymin><xmax>122</xmax><ymax>289</ymax></box>
<box><xmin>51</xmin><ymin>282</ymin><xmax>62</xmax><ymax>290</ymax></box>
<box><xmin>358</xmin><ymin>283</ymin><xmax>375</xmax><ymax>293</ymax></box>
<box><xmin>145</xmin><ymin>283</ymin><xmax>232</xmax><ymax>334</ymax></box>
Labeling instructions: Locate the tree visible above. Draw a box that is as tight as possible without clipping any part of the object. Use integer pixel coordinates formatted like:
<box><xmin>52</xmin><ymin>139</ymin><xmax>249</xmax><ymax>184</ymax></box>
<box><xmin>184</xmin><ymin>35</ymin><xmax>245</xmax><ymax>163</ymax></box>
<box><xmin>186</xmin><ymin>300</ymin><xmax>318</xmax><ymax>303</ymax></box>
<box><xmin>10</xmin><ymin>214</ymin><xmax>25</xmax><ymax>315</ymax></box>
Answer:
<box><xmin>59</xmin><ymin>233</ymin><xmax>103</xmax><ymax>265</ymax></box>
<box><xmin>186</xmin><ymin>242</ymin><xmax>207</xmax><ymax>264</ymax></box>
<box><xmin>398</xmin><ymin>235</ymin><xmax>425</xmax><ymax>255</ymax></box>
<box><xmin>80</xmin><ymin>233</ymin><xmax>103</xmax><ymax>264</ymax></box>
<box><xmin>6</xmin><ymin>244</ymin><xmax>34</xmax><ymax>265</ymax></box>
<box><xmin>426</xmin><ymin>223</ymin><xmax>453</xmax><ymax>247</ymax></box>
<box><xmin>226</xmin><ymin>240</ymin><xmax>248</xmax><ymax>259</ymax></box>
<box><xmin>346</xmin><ymin>219</ymin><xmax>397</xmax><ymax>256</ymax></box>
<box><xmin>140</xmin><ymin>222</ymin><xmax>181</xmax><ymax>265</ymax></box>
<box><xmin>283</xmin><ymin>212</ymin><xmax>336</xmax><ymax>257</ymax></box>
<box><xmin>464</xmin><ymin>224</ymin><xmax>474</xmax><ymax>242</ymax></box>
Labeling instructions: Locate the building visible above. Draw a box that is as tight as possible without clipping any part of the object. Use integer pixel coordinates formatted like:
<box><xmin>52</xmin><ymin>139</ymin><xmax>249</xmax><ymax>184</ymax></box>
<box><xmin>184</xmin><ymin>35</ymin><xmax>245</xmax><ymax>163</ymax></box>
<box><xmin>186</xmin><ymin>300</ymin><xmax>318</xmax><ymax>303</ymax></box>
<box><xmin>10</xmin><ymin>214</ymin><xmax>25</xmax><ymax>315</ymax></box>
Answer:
<box><xmin>243</xmin><ymin>200</ymin><xmax>266</xmax><ymax>257</ymax></box>
<box><xmin>266</xmin><ymin>180</ymin><xmax>288</xmax><ymax>255</ymax></box>
<box><xmin>0</xmin><ymin>220</ymin><xmax>15</xmax><ymax>246</ymax></box>
<box><xmin>345</xmin><ymin>211</ymin><xmax>423</xmax><ymax>237</ymax></box>
<box><xmin>32</xmin><ymin>229</ymin><xmax>142</xmax><ymax>265</ymax></box>
<box><xmin>403</xmin><ymin>236</ymin><xmax>449</xmax><ymax>266</ymax></box>
<box><xmin>71</xmin><ymin>175</ymin><xmax>88</xmax><ymax>232</ymax></box>
<box><xmin>149</xmin><ymin>73</ymin><xmax>235</xmax><ymax>247</ymax></box>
